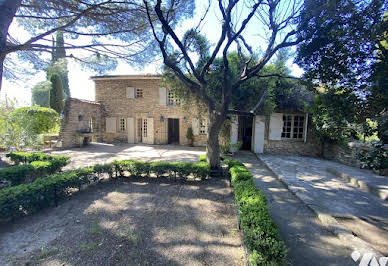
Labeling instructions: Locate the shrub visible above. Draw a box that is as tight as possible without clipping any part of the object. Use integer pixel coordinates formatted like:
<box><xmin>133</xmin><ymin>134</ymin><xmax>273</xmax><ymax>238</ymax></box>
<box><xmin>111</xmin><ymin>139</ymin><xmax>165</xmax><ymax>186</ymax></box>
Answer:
<box><xmin>199</xmin><ymin>154</ymin><xmax>207</xmax><ymax>162</ymax></box>
<box><xmin>150</xmin><ymin>162</ymin><xmax>172</xmax><ymax>178</ymax></box>
<box><xmin>6</xmin><ymin>152</ymin><xmax>69</xmax><ymax>165</ymax></box>
<box><xmin>358</xmin><ymin>142</ymin><xmax>388</xmax><ymax>174</ymax></box>
<box><xmin>227</xmin><ymin>159</ymin><xmax>287</xmax><ymax>265</ymax></box>
<box><xmin>0</xmin><ymin>168</ymin><xmax>97</xmax><ymax>219</ymax></box>
<box><xmin>191</xmin><ymin>162</ymin><xmax>210</xmax><ymax>180</ymax></box>
<box><xmin>0</xmin><ymin>157</ymin><xmax>69</xmax><ymax>187</ymax></box>
<box><xmin>0</xmin><ymin>159</ymin><xmax>210</xmax><ymax>220</ymax></box>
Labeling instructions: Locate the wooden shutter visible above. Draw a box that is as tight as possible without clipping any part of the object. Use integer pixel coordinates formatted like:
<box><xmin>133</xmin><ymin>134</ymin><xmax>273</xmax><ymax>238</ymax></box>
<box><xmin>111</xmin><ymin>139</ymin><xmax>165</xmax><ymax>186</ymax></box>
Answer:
<box><xmin>253</xmin><ymin>115</ymin><xmax>265</xmax><ymax>153</ymax></box>
<box><xmin>269</xmin><ymin>113</ymin><xmax>283</xmax><ymax>140</ymax></box>
<box><xmin>144</xmin><ymin>118</ymin><xmax>154</xmax><ymax>144</ymax></box>
<box><xmin>126</xmin><ymin>87</ymin><xmax>135</xmax><ymax>98</ymax></box>
<box><xmin>230</xmin><ymin>115</ymin><xmax>238</xmax><ymax>144</ymax></box>
<box><xmin>159</xmin><ymin>87</ymin><xmax>167</xmax><ymax>105</ymax></box>
<box><xmin>192</xmin><ymin>117</ymin><xmax>200</xmax><ymax>135</ymax></box>
<box><xmin>127</xmin><ymin>117</ymin><xmax>135</xmax><ymax>143</ymax></box>
<box><xmin>106</xmin><ymin>117</ymin><xmax>117</xmax><ymax>133</ymax></box>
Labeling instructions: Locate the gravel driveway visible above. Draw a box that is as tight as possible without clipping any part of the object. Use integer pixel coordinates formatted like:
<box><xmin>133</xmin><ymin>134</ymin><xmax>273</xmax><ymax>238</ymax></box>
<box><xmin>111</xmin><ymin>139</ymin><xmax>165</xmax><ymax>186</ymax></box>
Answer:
<box><xmin>0</xmin><ymin>177</ymin><xmax>244</xmax><ymax>265</ymax></box>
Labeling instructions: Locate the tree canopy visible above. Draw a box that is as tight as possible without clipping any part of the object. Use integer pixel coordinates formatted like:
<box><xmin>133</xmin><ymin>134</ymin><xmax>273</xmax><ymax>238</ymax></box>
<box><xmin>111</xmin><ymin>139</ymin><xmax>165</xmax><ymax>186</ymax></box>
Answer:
<box><xmin>296</xmin><ymin>0</ymin><xmax>387</xmax><ymax>144</ymax></box>
<box><xmin>31</xmin><ymin>80</ymin><xmax>51</xmax><ymax>107</ymax></box>
<box><xmin>0</xmin><ymin>0</ymin><xmax>195</xmax><ymax>90</ymax></box>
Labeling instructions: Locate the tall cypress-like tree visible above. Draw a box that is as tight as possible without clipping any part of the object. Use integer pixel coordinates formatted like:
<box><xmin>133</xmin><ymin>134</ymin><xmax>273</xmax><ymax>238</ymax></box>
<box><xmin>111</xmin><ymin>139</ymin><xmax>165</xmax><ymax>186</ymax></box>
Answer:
<box><xmin>48</xmin><ymin>31</ymin><xmax>70</xmax><ymax>99</ymax></box>
<box><xmin>49</xmin><ymin>73</ymin><xmax>64</xmax><ymax>114</ymax></box>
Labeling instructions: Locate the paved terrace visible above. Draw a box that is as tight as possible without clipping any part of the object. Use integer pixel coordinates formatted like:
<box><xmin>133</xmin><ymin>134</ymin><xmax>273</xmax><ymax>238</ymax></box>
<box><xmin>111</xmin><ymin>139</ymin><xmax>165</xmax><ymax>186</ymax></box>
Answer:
<box><xmin>259</xmin><ymin>154</ymin><xmax>388</xmax><ymax>255</ymax></box>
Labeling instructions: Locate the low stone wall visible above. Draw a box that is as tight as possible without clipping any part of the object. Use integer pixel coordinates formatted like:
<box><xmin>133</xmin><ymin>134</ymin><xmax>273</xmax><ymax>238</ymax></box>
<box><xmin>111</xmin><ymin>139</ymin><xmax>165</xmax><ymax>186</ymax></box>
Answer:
<box><xmin>322</xmin><ymin>142</ymin><xmax>369</xmax><ymax>168</ymax></box>
<box><xmin>264</xmin><ymin>140</ymin><xmax>320</xmax><ymax>157</ymax></box>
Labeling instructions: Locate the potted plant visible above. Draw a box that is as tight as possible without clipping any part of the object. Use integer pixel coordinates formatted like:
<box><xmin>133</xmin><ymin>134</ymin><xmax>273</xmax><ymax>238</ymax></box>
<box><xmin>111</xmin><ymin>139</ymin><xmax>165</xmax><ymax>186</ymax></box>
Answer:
<box><xmin>186</xmin><ymin>127</ymin><xmax>194</xmax><ymax>147</ymax></box>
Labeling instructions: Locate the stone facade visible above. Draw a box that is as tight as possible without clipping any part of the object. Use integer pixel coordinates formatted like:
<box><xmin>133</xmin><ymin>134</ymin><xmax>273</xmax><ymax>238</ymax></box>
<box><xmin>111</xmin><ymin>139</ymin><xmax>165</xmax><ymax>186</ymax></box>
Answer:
<box><xmin>93</xmin><ymin>75</ymin><xmax>207</xmax><ymax>146</ymax></box>
<box><xmin>60</xmin><ymin>98</ymin><xmax>104</xmax><ymax>148</ymax></box>
<box><xmin>262</xmin><ymin>112</ymin><xmax>320</xmax><ymax>156</ymax></box>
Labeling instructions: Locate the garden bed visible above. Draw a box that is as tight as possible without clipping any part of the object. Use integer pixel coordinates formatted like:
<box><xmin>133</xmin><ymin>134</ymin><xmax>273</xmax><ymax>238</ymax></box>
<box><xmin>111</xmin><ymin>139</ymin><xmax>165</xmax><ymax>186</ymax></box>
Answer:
<box><xmin>0</xmin><ymin>177</ymin><xmax>244</xmax><ymax>265</ymax></box>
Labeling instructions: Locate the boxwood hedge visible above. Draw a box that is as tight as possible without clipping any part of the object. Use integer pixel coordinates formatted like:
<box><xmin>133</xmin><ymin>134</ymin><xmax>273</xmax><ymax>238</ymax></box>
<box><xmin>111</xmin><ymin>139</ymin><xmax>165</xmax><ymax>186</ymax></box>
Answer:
<box><xmin>0</xmin><ymin>156</ymin><xmax>70</xmax><ymax>186</ymax></box>
<box><xmin>225</xmin><ymin>159</ymin><xmax>287</xmax><ymax>266</ymax></box>
<box><xmin>0</xmin><ymin>158</ymin><xmax>210</xmax><ymax>220</ymax></box>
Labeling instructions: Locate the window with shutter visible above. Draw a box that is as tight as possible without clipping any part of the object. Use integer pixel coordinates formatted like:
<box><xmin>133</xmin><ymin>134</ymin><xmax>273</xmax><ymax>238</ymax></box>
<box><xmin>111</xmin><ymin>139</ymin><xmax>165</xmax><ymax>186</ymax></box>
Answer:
<box><xmin>106</xmin><ymin>117</ymin><xmax>117</xmax><ymax>133</ymax></box>
<box><xmin>126</xmin><ymin>87</ymin><xmax>135</xmax><ymax>98</ymax></box>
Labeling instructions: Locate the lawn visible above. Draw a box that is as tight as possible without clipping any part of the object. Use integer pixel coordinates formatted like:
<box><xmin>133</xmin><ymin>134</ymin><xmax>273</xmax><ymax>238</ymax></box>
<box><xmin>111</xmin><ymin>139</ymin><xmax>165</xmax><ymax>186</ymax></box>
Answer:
<box><xmin>0</xmin><ymin>177</ymin><xmax>244</xmax><ymax>265</ymax></box>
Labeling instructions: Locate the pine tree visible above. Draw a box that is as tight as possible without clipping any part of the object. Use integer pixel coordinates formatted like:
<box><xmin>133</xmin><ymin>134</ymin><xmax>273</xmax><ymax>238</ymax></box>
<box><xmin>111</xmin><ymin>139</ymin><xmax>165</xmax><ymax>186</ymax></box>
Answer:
<box><xmin>49</xmin><ymin>73</ymin><xmax>64</xmax><ymax>114</ymax></box>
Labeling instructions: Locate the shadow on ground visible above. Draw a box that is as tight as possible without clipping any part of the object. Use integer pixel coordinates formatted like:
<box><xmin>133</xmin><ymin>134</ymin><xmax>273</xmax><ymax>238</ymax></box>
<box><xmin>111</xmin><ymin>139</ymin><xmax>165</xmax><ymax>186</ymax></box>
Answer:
<box><xmin>49</xmin><ymin>143</ymin><xmax>206</xmax><ymax>170</ymax></box>
<box><xmin>236</xmin><ymin>152</ymin><xmax>355</xmax><ymax>266</ymax></box>
<box><xmin>0</xmin><ymin>177</ymin><xmax>244</xmax><ymax>265</ymax></box>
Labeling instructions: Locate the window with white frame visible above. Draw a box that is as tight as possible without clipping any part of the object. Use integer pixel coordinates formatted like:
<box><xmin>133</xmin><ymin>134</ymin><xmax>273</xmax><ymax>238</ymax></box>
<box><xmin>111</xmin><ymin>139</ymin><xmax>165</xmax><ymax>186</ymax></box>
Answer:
<box><xmin>199</xmin><ymin>120</ymin><xmax>207</xmax><ymax>135</ymax></box>
<box><xmin>136</xmin><ymin>88</ymin><xmax>143</xmax><ymax>98</ymax></box>
<box><xmin>143</xmin><ymin>119</ymin><xmax>148</xmax><ymax>137</ymax></box>
<box><xmin>167</xmin><ymin>91</ymin><xmax>180</xmax><ymax>106</ymax></box>
<box><xmin>119</xmin><ymin>118</ymin><xmax>126</xmax><ymax>132</ymax></box>
<box><xmin>281</xmin><ymin>114</ymin><xmax>304</xmax><ymax>139</ymax></box>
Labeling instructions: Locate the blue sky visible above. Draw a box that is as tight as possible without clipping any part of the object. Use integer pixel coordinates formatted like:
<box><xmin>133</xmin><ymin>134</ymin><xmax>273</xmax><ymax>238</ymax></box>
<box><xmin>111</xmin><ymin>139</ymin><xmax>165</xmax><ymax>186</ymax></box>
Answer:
<box><xmin>1</xmin><ymin>0</ymin><xmax>303</xmax><ymax>106</ymax></box>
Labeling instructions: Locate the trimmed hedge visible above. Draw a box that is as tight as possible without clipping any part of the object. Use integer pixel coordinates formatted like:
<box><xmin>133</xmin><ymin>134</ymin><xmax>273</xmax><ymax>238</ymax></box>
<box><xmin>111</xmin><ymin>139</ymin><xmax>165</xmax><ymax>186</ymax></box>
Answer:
<box><xmin>0</xmin><ymin>159</ymin><xmax>210</xmax><ymax>220</ymax></box>
<box><xmin>6</xmin><ymin>152</ymin><xmax>54</xmax><ymax>165</ymax></box>
<box><xmin>225</xmin><ymin>159</ymin><xmax>287</xmax><ymax>266</ymax></box>
<box><xmin>0</xmin><ymin>156</ymin><xmax>70</xmax><ymax>186</ymax></box>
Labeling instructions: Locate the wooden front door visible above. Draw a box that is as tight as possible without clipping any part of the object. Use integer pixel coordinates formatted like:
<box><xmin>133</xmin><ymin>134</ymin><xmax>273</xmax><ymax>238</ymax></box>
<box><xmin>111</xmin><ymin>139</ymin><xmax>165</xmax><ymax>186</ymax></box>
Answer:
<box><xmin>168</xmin><ymin>118</ymin><xmax>179</xmax><ymax>144</ymax></box>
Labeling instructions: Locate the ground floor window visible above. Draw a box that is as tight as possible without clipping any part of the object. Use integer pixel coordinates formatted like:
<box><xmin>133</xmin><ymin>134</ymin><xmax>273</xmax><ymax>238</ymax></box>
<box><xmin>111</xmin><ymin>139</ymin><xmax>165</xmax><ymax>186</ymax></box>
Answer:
<box><xmin>119</xmin><ymin>118</ymin><xmax>126</xmax><ymax>132</ymax></box>
<box><xmin>199</xmin><ymin>120</ymin><xmax>207</xmax><ymax>135</ymax></box>
<box><xmin>281</xmin><ymin>114</ymin><xmax>304</xmax><ymax>139</ymax></box>
<box><xmin>143</xmin><ymin>119</ymin><xmax>148</xmax><ymax>137</ymax></box>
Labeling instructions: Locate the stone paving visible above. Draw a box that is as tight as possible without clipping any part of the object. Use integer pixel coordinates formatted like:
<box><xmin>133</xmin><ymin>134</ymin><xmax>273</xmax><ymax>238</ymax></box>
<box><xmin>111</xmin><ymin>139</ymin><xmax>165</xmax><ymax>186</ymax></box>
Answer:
<box><xmin>235</xmin><ymin>152</ymin><xmax>355</xmax><ymax>266</ymax></box>
<box><xmin>49</xmin><ymin>143</ymin><xmax>206</xmax><ymax>170</ymax></box>
<box><xmin>259</xmin><ymin>154</ymin><xmax>388</xmax><ymax>255</ymax></box>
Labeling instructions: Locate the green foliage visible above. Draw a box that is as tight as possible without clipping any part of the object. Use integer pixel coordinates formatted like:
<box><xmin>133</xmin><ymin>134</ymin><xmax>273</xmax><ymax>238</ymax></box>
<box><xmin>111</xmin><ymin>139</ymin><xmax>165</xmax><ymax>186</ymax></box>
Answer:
<box><xmin>11</xmin><ymin>106</ymin><xmax>59</xmax><ymax>135</ymax></box>
<box><xmin>310</xmin><ymin>91</ymin><xmax>361</xmax><ymax>144</ymax></box>
<box><xmin>227</xmin><ymin>159</ymin><xmax>287</xmax><ymax>265</ymax></box>
<box><xmin>31</xmin><ymin>81</ymin><xmax>51</xmax><ymax>107</ymax></box>
<box><xmin>358</xmin><ymin>143</ymin><xmax>388</xmax><ymax>173</ymax></box>
<box><xmin>0</xmin><ymin>103</ymin><xmax>59</xmax><ymax>151</ymax></box>
<box><xmin>297</xmin><ymin>1</ymin><xmax>387</xmax><ymax>144</ymax></box>
<box><xmin>0</xmin><ymin>155</ymin><xmax>69</xmax><ymax>186</ymax></box>
<box><xmin>0</xmin><ymin>168</ymin><xmax>95</xmax><ymax>219</ymax></box>
<box><xmin>199</xmin><ymin>154</ymin><xmax>207</xmax><ymax>162</ymax></box>
<box><xmin>231</xmin><ymin>141</ymin><xmax>243</xmax><ymax>152</ymax></box>
<box><xmin>186</xmin><ymin>127</ymin><xmax>194</xmax><ymax>146</ymax></box>
<box><xmin>7</xmin><ymin>152</ymin><xmax>53</xmax><ymax>164</ymax></box>
<box><xmin>0</xmin><ymin>158</ymin><xmax>210</xmax><ymax>220</ymax></box>
<box><xmin>49</xmin><ymin>73</ymin><xmax>65</xmax><ymax>114</ymax></box>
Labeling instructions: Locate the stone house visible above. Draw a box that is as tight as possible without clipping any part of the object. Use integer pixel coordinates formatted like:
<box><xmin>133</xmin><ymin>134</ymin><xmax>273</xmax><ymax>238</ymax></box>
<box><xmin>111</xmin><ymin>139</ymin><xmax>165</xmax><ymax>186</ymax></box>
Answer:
<box><xmin>60</xmin><ymin>74</ymin><xmax>318</xmax><ymax>156</ymax></box>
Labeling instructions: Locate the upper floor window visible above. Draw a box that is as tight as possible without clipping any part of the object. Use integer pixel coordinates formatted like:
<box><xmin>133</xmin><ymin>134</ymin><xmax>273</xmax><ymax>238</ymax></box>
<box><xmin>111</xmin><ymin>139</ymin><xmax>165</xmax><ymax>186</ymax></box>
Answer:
<box><xmin>119</xmin><ymin>118</ymin><xmax>126</xmax><ymax>132</ymax></box>
<box><xmin>281</xmin><ymin>114</ymin><xmax>304</xmax><ymax>139</ymax></box>
<box><xmin>167</xmin><ymin>91</ymin><xmax>180</xmax><ymax>106</ymax></box>
<box><xmin>199</xmin><ymin>120</ymin><xmax>207</xmax><ymax>135</ymax></box>
<box><xmin>136</xmin><ymin>88</ymin><xmax>143</xmax><ymax>98</ymax></box>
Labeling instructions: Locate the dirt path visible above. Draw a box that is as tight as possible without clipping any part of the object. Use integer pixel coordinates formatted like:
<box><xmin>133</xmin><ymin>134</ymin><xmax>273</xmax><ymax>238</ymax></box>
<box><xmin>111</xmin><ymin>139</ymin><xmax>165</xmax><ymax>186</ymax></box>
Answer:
<box><xmin>0</xmin><ymin>178</ymin><xmax>244</xmax><ymax>265</ymax></box>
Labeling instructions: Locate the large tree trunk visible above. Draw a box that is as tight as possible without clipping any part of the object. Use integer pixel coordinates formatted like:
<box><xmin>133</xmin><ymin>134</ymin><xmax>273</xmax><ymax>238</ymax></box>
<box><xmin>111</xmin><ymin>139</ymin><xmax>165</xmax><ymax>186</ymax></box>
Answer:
<box><xmin>0</xmin><ymin>0</ymin><xmax>22</xmax><ymax>91</ymax></box>
<box><xmin>206</xmin><ymin>111</ymin><xmax>225</xmax><ymax>175</ymax></box>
